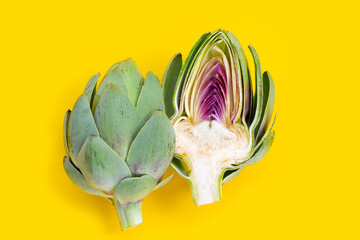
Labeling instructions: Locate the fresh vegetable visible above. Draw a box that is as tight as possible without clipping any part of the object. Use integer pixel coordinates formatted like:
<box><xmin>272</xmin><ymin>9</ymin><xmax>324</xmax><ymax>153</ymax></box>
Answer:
<box><xmin>63</xmin><ymin>59</ymin><xmax>175</xmax><ymax>230</ymax></box>
<box><xmin>162</xmin><ymin>30</ymin><xmax>276</xmax><ymax>205</ymax></box>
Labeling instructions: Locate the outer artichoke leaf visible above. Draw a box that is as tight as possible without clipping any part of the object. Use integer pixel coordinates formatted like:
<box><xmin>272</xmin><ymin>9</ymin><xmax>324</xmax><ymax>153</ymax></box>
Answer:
<box><xmin>154</xmin><ymin>174</ymin><xmax>173</xmax><ymax>190</ymax></box>
<box><xmin>136</xmin><ymin>72</ymin><xmax>165</xmax><ymax>122</ymax></box>
<box><xmin>248</xmin><ymin>46</ymin><xmax>264</xmax><ymax>145</ymax></box>
<box><xmin>126</xmin><ymin>111</ymin><xmax>175</xmax><ymax>182</ymax></box>
<box><xmin>171</xmin><ymin>157</ymin><xmax>190</xmax><ymax>179</ymax></box>
<box><xmin>94</xmin><ymin>84</ymin><xmax>145</xmax><ymax>160</ymax></box>
<box><xmin>256</xmin><ymin>71</ymin><xmax>275</xmax><ymax>141</ymax></box>
<box><xmin>77</xmin><ymin>135</ymin><xmax>131</xmax><ymax>192</ymax></box>
<box><xmin>162</xmin><ymin>53</ymin><xmax>182</xmax><ymax>118</ymax></box>
<box><xmin>95</xmin><ymin>59</ymin><xmax>143</xmax><ymax>107</ymax></box>
<box><xmin>83</xmin><ymin>73</ymin><xmax>100</xmax><ymax>107</ymax></box>
<box><xmin>118</xmin><ymin>59</ymin><xmax>144</xmax><ymax>106</ymax></box>
<box><xmin>113</xmin><ymin>175</ymin><xmax>156</xmax><ymax>205</ymax></box>
<box><xmin>92</xmin><ymin>65</ymin><xmax>128</xmax><ymax>111</ymax></box>
<box><xmin>63</xmin><ymin>110</ymin><xmax>71</xmax><ymax>157</ymax></box>
<box><xmin>101</xmin><ymin>65</ymin><xmax>128</xmax><ymax>93</ymax></box>
<box><xmin>63</xmin><ymin>156</ymin><xmax>108</xmax><ymax>197</ymax></box>
<box><xmin>68</xmin><ymin>94</ymin><xmax>99</xmax><ymax>163</ymax></box>
<box><xmin>222</xmin><ymin>167</ymin><xmax>243</xmax><ymax>184</ymax></box>
<box><xmin>226</xmin><ymin>32</ymin><xmax>252</xmax><ymax>127</ymax></box>
<box><xmin>254</xmin><ymin>113</ymin><xmax>276</xmax><ymax>153</ymax></box>
<box><xmin>173</xmin><ymin>32</ymin><xmax>210</xmax><ymax>114</ymax></box>
<box><xmin>245</xmin><ymin>68</ymin><xmax>254</xmax><ymax>126</ymax></box>
<box><xmin>244</xmin><ymin>131</ymin><xmax>275</xmax><ymax>167</ymax></box>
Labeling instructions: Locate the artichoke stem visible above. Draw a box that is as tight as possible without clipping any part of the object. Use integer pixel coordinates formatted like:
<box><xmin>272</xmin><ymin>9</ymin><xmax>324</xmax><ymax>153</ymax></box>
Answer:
<box><xmin>190</xmin><ymin>163</ymin><xmax>222</xmax><ymax>206</ymax></box>
<box><xmin>114</xmin><ymin>200</ymin><xmax>143</xmax><ymax>230</ymax></box>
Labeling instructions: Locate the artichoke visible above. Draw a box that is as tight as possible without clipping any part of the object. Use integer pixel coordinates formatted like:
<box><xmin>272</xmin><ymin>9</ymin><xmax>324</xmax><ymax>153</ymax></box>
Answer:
<box><xmin>63</xmin><ymin>59</ymin><xmax>175</xmax><ymax>230</ymax></box>
<box><xmin>162</xmin><ymin>30</ymin><xmax>276</xmax><ymax>205</ymax></box>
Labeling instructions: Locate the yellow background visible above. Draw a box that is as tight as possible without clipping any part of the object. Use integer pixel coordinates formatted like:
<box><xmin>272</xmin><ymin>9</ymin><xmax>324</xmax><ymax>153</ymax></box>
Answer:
<box><xmin>1</xmin><ymin>0</ymin><xmax>359</xmax><ymax>239</ymax></box>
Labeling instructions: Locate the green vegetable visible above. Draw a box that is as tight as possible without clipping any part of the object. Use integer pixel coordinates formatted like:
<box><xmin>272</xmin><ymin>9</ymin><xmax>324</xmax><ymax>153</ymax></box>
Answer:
<box><xmin>63</xmin><ymin>59</ymin><xmax>175</xmax><ymax>230</ymax></box>
<box><xmin>162</xmin><ymin>30</ymin><xmax>276</xmax><ymax>205</ymax></box>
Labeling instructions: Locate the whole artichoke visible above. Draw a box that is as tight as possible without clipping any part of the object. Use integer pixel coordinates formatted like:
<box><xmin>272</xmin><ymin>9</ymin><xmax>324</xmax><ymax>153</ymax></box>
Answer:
<box><xmin>162</xmin><ymin>30</ymin><xmax>276</xmax><ymax>205</ymax></box>
<box><xmin>63</xmin><ymin>59</ymin><xmax>175</xmax><ymax>230</ymax></box>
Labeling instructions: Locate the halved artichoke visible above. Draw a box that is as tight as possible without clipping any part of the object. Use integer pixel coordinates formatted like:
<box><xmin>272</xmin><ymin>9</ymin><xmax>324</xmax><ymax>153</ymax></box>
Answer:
<box><xmin>63</xmin><ymin>59</ymin><xmax>175</xmax><ymax>230</ymax></box>
<box><xmin>162</xmin><ymin>30</ymin><xmax>276</xmax><ymax>205</ymax></box>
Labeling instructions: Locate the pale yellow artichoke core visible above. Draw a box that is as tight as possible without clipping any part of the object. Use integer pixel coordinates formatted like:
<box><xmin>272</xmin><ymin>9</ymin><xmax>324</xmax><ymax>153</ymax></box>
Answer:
<box><xmin>173</xmin><ymin>116</ymin><xmax>251</xmax><ymax>205</ymax></box>
<box><xmin>173</xmin><ymin>117</ymin><xmax>251</xmax><ymax>170</ymax></box>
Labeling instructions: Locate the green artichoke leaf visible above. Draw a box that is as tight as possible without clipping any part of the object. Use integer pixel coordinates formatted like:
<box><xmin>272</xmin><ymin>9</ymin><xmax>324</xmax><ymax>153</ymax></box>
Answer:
<box><xmin>77</xmin><ymin>135</ymin><xmax>131</xmax><ymax>192</ymax></box>
<box><xmin>136</xmin><ymin>72</ymin><xmax>165</xmax><ymax>122</ymax></box>
<box><xmin>254</xmin><ymin>113</ymin><xmax>276</xmax><ymax>153</ymax></box>
<box><xmin>63</xmin><ymin>110</ymin><xmax>71</xmax><ymax>157</ymax></box>
<box><xmin>248</xmin><ymin>45</ymin><xmax>264</xmax><ymax>146</ymax></box>
<box><xmin>244</xmin><ymin>131</ymin><xmax>275</xmax><ymax>167</ymax></box>
<box><xmin>226</xmin><ymin>31</ymin><xmax>252</xmax><ymax>127</ymax></box>
<box><xmin>162</xmin><ymin>53</ymin><xmax>182</xmax><ymax>118</ymax></box>
<box><xmin>68</xmin><ymin>94</ymin><xmax>99</xmax><ymax>163</ymax></box>
<box><xmin>94</xmin><ymin>84</ymin><xmax>145</xmax><ymax>160</ymax></box>
<box><xmin>171</xmin><ymin>157</ymin><xmax>190</xmax><ymax>180</ymax></box>
<box><xmin>126</xmin><ymin>111</ymin><xmax>175</xmax><ymax>181</ymax></box>
<box><xmin>154</xmin><ymin>174</ymin><xmax>173</xmax><ymax>190</ymax></box>
<box><xmin>92</xmin><ymin>64</ymin><xmax>128</xmax><ymax>111</ymax></box>
<box><xmin>256</xmin><ymin>71</ymin><xmax>275</xmax><ymax>141</ymax></box>
<box><xmin>94</xmin><ymin>59</ymin><xmax>143</xmax><ymax>108</ymax></box>
<box><xmin>63</xmin><ymin>156</ymin><xmax>109</xmax><ymax>197</ymax></box>
<box><xmin>118</xmin><ymin>59</ymin><xmax>144</xmax><ymax>105</ymax></box>
<box><xmin>173</xmin><ymin>32</ymin><xmax>210</xmax><ymax>114</ymax></box>
<box><xmin>113</xmin><ymin>175</ymin><xmax>156</xmax><ymax>205</ymax></box>
<box><xmin>83</xmin><ymin>73</ymin><xmax>100</xmax><ymax>107</ymax></box>
<box><xmin>222</xmin><ymin>167</ymin><xmax>243</xmax><ymax>184</ymax></box>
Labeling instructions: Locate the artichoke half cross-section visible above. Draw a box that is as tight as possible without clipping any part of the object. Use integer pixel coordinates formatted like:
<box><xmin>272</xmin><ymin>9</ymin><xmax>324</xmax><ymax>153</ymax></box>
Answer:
<box><xmin>63</xmin><ymin>59</ymin><xmax>175</xmax><ymax>230</ymax></box>
<box><xmin>162</xmin><ymin>30</ymin><xmax>276</xmax><ymax>206</ymax></box>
